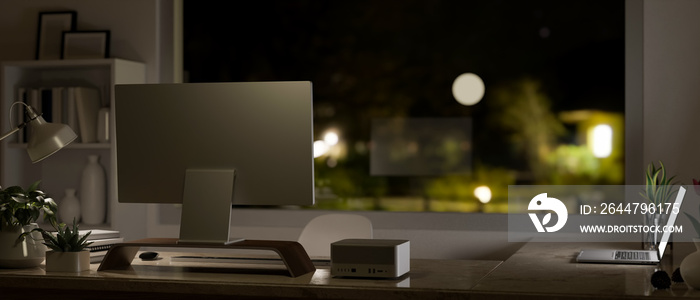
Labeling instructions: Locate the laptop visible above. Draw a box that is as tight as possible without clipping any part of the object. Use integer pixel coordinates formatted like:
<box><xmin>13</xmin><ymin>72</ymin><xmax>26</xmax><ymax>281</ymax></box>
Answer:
<box><xmin>576</xmin><ymin>186</ymin><xmax>686</xmax><ymax>264</ymax></box>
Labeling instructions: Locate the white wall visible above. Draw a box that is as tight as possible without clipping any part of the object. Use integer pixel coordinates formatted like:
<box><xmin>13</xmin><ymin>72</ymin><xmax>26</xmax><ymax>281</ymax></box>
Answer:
<box><xmin>148</xmin><ymin>207</ymin><xmax>523</xmax><ymax>260</ymax></box>
<box><xmin>0</xmin><ymin>0</ymin><xmax>182</xmax><ymax>83</ymax></box>
<box><xmin>0</xmin><ymin>0</ymin><xmax>181</xmax><ymax>241</ymax></box>
<box><xmin>641</xmin><ymin>0</ymin><xmax>700</xmax><ymax>184</ymax></box>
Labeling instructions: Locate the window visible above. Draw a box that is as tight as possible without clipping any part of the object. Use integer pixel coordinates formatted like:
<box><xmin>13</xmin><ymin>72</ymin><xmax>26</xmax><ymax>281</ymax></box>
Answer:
<box><xmin>184</xmin><ymin>0</ymin><xmax>625</xmax><ymax>213</ymax></box>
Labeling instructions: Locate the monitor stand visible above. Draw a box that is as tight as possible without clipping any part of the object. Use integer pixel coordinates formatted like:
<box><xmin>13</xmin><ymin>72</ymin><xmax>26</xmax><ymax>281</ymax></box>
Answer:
<box><xmin>98</xmin><ymin>169</ymin><xmax>315</xmax><ymax>277</ymax></box>
<box><xmin>178</xmin><ymin>169</ymin><xmax>240</xmax><ymax>244</ymax></box>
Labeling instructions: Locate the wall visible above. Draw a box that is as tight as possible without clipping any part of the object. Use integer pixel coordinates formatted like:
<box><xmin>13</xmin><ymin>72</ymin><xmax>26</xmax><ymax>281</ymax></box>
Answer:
<box><xmin>0</xmin><ymin>0</ymin><xmax>182</xmax><ymax>241</ymax></box>
<box><xmin>148</xmin><ymin>206</ymin><xmax>524</xmax><ymax>260</ymax></box>
<box><xmin>641</xmin><ymin>0</ymin><xmax>700</xmax><ymax>184</ymax></box>
<box><xmin>0</xmin><ymin>0</ymin><xmax>182</xmax><ymax>83</ymax></box>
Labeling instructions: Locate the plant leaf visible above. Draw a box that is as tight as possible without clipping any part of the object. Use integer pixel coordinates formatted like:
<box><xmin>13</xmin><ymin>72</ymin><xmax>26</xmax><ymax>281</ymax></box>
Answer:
<box><xmin>27</xmin><ymin>181</ymin><xmax>40</xmax><ymax>193</ymax></box>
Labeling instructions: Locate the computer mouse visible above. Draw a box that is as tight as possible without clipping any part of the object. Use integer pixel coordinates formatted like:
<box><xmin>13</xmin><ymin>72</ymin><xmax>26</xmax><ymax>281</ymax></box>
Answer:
<box><xmin>139</xmin><ymin>251</ymin><xmax>159</xmax><ymax>260</ymax></box>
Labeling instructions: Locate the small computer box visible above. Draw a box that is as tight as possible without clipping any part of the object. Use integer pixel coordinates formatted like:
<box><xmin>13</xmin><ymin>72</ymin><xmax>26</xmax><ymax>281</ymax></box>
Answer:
<box><xmin>331</xmin><ymin>239</ymin><xmax>410</xmax><ymax>278</ymax></box>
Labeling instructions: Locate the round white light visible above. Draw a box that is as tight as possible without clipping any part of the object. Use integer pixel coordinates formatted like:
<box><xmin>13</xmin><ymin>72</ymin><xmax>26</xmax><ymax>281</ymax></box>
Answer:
<box><xmin>324</xmin><ymin>131</ymin><xmax>339</xmax><ymax>146</ymax></box>
<box><xmin>452</xmin><ymin>73</ymin><xmax>485</xmax><ymax>106</ymax></box>
<box><xmin>474</xmin><ymin>185</ymin><xmax>492</xmax><ymax>204</ymax></box>
<box><xmin>591</xmin><ymin>124</ymin><xmax>612</xmax><ymax>158</ymax></box>
<box><xmin>313</xmin><ymin>140</ymin><xmax>329</xmax><ymax>158</ymax></box>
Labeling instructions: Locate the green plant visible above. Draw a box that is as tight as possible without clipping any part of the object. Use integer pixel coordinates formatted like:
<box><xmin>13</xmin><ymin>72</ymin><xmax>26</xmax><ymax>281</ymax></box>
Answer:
<box><xmin>640</xmin><ymin>161</ymin><xmax>677</xmax><ymax>206</ymax></box>
<box><xmin>0</xmin><ymin>181</ymin><xmax>57</xmax><ymax>231</ymax></box>
<box><xmin>23</xmin><ymin>218</ymin><xmax>92</xmax><ymax>252</ymax></box>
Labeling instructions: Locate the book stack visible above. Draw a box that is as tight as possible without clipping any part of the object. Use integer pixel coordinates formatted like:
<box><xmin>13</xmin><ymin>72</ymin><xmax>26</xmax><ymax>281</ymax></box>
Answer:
<box><xmin>81</xmin><ymin>229</ymin><xmax>123</xmax><ymax>263</ymax></box>
<box><xmin>14</xmin><ymin>86</ymin><xmax>104</xmax><ymax>144</ymax></box>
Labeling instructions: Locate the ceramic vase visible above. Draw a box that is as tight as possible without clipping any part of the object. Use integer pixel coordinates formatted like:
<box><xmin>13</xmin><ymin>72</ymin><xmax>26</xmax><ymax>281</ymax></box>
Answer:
<box><xmin>45</xmin><ymin>250</ymin><xmax>90</xmax><ymax>273</ymax></box>
<box><xmin>0</xmin><ymin>223</ymin><xmax>46</xmax><ymax>268</ymax></box>
<box><xmin>59</xmin><ymin>188</ymin><xmax>81</xmax><ymax>223</ymax></box>
<box><xmin>681</xmin><ymin>238</ymin><xmax>700</xmax><ymax>289</ymax></box>
<box><xmin>80</xmin><ymin>155</ymin><xmax>106</xmax><ymax>225</ymax></box>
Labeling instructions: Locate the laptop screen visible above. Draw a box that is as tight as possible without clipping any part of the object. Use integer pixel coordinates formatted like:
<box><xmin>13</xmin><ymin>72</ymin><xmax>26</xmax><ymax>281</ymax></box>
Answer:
<box><xmin>657</xmin><ymin>186</ymin><xmax>687</xmax><ymax>259</ymax></box>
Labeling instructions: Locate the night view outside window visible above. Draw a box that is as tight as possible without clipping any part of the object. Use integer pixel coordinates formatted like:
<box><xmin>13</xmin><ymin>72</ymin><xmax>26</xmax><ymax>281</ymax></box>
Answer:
<box><xmin>184</xmin><ymin>1</ymin><xmax>625</xmax><ymax>213</ymax></box>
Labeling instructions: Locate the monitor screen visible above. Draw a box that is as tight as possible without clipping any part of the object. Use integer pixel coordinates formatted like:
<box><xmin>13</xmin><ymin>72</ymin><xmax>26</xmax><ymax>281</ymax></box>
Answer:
<box><xmin>115</xmin><ymin>81</ymin><xmax>314</xmax><ymax>206</ymax></box>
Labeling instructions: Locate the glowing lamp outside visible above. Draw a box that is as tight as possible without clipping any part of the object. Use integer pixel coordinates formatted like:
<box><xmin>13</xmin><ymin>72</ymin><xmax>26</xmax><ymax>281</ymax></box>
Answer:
<box><xmin>474</xmin><ymin>185</ymin><xmax>492</xmax><ymax>204</ymax></box>
<box><xmin>590</xmin><ymin>124</ymin><xmax>612</xmax><ymax>158</ymax></box>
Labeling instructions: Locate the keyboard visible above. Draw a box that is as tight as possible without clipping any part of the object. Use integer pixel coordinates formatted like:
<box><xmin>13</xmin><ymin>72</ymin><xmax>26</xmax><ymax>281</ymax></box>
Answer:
<box><xmin>614</xmin><ymin>251</ymin><xmax>650</xmax><ymax>260</ymax></box>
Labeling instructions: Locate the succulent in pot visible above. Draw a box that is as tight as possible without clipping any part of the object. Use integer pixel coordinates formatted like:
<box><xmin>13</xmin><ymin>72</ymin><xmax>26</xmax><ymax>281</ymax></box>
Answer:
<box><xmin>23</xmin><ymin>218</ymin><xmax>93</xmax><ymax>272</ymax></box>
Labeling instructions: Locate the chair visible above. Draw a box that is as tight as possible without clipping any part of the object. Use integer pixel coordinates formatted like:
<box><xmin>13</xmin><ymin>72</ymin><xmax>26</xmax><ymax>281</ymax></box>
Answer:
<box><xmin>297</xmin><ymin>214</ymin><xmax>373</xmax><ymax>258</ymax></box>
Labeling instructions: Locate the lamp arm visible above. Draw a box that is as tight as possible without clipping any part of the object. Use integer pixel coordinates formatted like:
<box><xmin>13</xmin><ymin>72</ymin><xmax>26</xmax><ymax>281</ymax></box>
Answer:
<box><xmin>0</xmin><ymin>126</ymin><xmax>21</xmax><ymax>142</ymax></box>
<box><xmin>1</xmin><ymin>102</ymin><xmax>35</xmax><ymax>142</ymax></box>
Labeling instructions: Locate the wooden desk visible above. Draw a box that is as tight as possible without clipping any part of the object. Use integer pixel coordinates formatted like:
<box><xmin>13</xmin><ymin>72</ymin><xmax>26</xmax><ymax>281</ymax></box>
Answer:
<box><xmin>2</xmin><ymin>243</ymin><xmax>700</xmax><ymax>299</ymax></box>
<box><xmin>471</xmin><ymin>242</ymin><xmax>700</xmax><ymax>299</ymax></box>
<box><xmin>0</xmin><ymin>253</ymin><xmax>500</xmax><ymax>299</ymax></box>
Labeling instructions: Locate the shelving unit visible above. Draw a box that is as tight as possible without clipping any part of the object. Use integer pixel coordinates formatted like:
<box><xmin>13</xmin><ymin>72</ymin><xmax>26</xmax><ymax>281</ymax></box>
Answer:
<box><xmin>0</xmin><ymin>58</ymin><xmax>146</xmax><ymax>229</ymax></box>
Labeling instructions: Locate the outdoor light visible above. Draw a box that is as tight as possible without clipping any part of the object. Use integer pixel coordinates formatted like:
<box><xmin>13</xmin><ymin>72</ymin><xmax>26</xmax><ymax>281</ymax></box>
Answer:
<box><xmin>452</xmin><ymin>73</ymin><xmax>485</xmax><ymax>106</ymax></box>
<box><xmin>0</xmin><ymin>102</ymin><xmax>78</xmax><ymax>163</ymax></box>
<box><xmin>313</xmin><ymin>140</ymin><xmax>329</xmax><ymax>158</ymax></box>
<box><xmin>323</xmin><ymin>131</ymin><xmax>339</xmax><ymax>146</ymax></box>
<box><xmin>590</xmin><ymin>124</ymin><xmax>612</xmax><ymax>158</ymax></box>
<box><xmin>474</xmin><ymin>185</ymin><xmax>492</xmax><ymax>204</ymax></box>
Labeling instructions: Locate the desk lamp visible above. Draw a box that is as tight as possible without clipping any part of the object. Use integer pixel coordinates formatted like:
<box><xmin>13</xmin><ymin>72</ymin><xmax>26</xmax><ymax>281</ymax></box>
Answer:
<box><xmin>0</xmin><ymin>102</ymin><xmax>77</xmax><ymax>162</ymax></box>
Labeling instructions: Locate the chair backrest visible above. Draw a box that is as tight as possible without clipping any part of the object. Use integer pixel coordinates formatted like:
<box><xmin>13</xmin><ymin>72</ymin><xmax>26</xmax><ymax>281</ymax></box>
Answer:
<box><xmin>297</xmin><ymin>214</ymin><xmax>373</xmax><ymax>258</ymax></box>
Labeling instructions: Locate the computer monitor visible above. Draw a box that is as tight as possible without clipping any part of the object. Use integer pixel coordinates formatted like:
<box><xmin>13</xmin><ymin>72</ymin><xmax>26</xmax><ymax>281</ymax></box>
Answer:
<box><xmin>114</xmin><ymin>82</ymin><xmax>314</xmax><ymax>244</ymax></box>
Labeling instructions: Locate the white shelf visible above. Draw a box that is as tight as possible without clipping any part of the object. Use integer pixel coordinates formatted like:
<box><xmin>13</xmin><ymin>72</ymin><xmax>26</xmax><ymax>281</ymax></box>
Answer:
<box><xmin>2</xmin><ymin>58</ymin><xmax>143</xmax><ymax>69</ymax></box>
<box><xmin>1</xmin><ymin>58</ymin><xmax>146</xmax><ymax>232</ymax></box>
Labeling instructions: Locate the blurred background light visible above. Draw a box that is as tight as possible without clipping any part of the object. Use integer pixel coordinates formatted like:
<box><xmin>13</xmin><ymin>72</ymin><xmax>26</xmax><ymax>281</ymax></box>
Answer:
<box><xmin>452</xmin><ymin>73</ymin><xmax>485</xmax><ymax>106</ymax></box>
<box><xmin>474</xmin><ymin>185</ymin><xmax>492</xmax><ymax>204</ymax></box>
<box><xmin>590</xmin><ymin>124</ymin><xmax>612</xmax><ymax>158</ymax></box>
<box><xmin>324</xmin><ymin>131</ymin><xmax>339</xmax><ymax>146</ymax></box>
<box><xmin>314</xmin><ymin>140</ymin><xmax>329</xmax><ymax>158</ymax></box>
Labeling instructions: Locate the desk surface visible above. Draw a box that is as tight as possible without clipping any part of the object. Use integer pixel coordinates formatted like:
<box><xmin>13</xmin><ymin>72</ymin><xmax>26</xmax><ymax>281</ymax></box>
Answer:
<box><xmin>1</xmin><ymin>242</ymin><xmax>700</xmax><ymax>299</ymax></box>
<box><xmin>473</xmin><ymin>242</ymin><xmax>698</xmax><ymax>299</ymax></box>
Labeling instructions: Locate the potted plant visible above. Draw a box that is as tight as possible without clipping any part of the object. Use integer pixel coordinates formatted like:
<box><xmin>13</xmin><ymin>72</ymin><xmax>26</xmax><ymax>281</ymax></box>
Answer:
<box><xmin>639</xmin><ymin>161</ymin><xmax>677</xmax><ymax>250</ymax></box>
<box><xmin>0</xmin><ymin>181</ymin><xmax>57</xmax><ymax>268</ymax></box>
<box><xmin>24</xmin><ymin>218</ymin><xmax>92</xmax><ymax>272</ymax></box>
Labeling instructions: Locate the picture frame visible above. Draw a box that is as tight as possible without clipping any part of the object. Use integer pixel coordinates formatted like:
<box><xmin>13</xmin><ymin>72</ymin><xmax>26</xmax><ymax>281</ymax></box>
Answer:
<box><xmin>36</xmin><ymin>11</ymin><xmax>77</xmax><ymax>60</ymax></box>
<box><xmin>61</xmin><ymin>31</ymin><xmax>111</xmax><ymax>59</ymax></box>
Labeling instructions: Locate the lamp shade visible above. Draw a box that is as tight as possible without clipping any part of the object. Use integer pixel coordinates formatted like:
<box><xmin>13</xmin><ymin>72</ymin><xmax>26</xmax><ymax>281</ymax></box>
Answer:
<box><xmin>26</xmin><ymin>115</ymin><xmax>78</xmax><ymax>163</ymax></box>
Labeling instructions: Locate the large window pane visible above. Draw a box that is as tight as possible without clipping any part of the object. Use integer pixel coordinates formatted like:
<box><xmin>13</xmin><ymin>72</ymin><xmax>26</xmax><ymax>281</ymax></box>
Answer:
<box><xmin>184</xmin><ymin>0</ymin><xmax>625</xmax><ymax>213</ymax></box>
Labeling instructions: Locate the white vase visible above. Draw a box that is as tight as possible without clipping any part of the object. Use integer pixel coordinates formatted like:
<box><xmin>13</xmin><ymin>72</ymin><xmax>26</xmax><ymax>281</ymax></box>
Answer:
<box><xmin>681</xmin><ymin>238</ymin><xmax>700</xmax><ymax>289</ymax></box>
<box><xmin>45</xmin><ymin>250</ymin><xmax>90</xmax><ymax>273</ymax></box>
<box><xmin>0</xmin><ymin>224</ymin><xmax>47</xmax><ymax>268</ymax></box>
<box><xmin>80</xmin><ymin>155</ymin><xmax>106</xmax><ymax>225</ymax></box>
<box><xmin>59</xmin><ymin>188</ymin><xmax>81</xmax><ymax>224</ymax></box>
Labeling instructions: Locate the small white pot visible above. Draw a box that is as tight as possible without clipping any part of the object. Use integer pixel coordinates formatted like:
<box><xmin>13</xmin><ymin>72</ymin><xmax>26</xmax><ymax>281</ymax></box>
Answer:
<box><xmin>0</xmin><ymin>224</ymin><xmax>46</xmax><ymax>268</ymax></box>
<box><xmin>45</xmin><ymin>250</ymin><xmax>90</xmax><ymax>273</ymax></box>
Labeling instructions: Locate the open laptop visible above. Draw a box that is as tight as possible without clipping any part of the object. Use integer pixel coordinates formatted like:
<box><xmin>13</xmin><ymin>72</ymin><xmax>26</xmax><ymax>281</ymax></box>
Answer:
<box><xmin>576</xmin><ymin>186</ymin><xmax>686</xmax><ymax>264</ymax></box>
